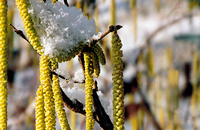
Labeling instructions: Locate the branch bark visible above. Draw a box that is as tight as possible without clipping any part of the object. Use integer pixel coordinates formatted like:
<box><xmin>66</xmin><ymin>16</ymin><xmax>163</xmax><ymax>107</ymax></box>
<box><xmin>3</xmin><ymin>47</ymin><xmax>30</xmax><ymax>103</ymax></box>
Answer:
<box><xmin>61</xmin><ymin>81</ymin><xmax>113</xmax><ymax>130</ymax></box>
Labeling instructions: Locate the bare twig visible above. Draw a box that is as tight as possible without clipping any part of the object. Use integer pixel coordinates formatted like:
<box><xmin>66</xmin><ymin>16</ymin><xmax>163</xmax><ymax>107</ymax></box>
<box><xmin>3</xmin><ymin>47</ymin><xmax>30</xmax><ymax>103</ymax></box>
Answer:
<box><xmin>64</xmin><ymin>0</ymin><xmax>69</xmax><ymax>6</ymax></box>
<box><xmin>61</xmin><ymin>87</ymin><xmax>86</xmax><ymax>114</ymax></box>
<box><xmin>9</xmin><ymin>23</ymin><xmax>30</xmax><ymax>43</ymax></box>
<box><xmin>92</xmin><ymin>81</ymin><xmax>113</xmax><ymax>130</ymax></box>
<box><xmin>61</xmin><ymin>81</ymin><xmax>114</xmax><ymax>130</ymax></box>
<box><xmin>89</xmin><ymin>25</ymin><xmax>122</xmax><ymax>47</ymax></box>
<box><xmin>50</xmin><ymin>70</ymin><xmax>85</xmax><ymax>84</ymax></box>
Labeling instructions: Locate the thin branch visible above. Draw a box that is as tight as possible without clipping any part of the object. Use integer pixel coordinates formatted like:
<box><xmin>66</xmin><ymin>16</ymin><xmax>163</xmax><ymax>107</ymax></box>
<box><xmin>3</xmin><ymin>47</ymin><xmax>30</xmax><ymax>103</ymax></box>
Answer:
<box><xmin>60</xmin><ymin>87</ymin><xmax>86</xmax><ymax>115</ymax></box>
<box><xmin>9</xmin><ymin>23</ymin><xmax>30</xmax><ymax>43</ymax></box>
<box><xmin>64</xmin><ymin>0</ymin><xmax>69</xmax><ymax>6</ymax></box>
<box><xmin>61</xmin><ymin>81</ymin><xmax>114</xmax><ymax>130</ymax></box>
<box><xmin>50</xmin><ymin>70</ymin><xmax>85</xmax><ymax>84</ymax></box>
<box><xmin>89</xmin><ymin>25</ymin><xmax>122</xmax><ymax>47</ymax></box>
<box><xmin>92</xmin><ymin>81</ymin><xmax>113</xmax><ymax>130</ymax></box>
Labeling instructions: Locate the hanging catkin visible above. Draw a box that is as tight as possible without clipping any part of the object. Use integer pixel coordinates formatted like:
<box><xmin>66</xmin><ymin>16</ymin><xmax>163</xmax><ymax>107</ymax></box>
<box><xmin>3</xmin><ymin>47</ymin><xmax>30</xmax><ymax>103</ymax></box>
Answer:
<box><xmin>40</xmin><ymin>55</ymin><xmax>56</xmax><ymax>130</ymax></box>
<box><xmin>0</xmin><ymin>0</ymin><xmax>8</xmax><ymax>129</ymax></box>
<box><xmin>112</xmin><ymin>31</ymin><xmax>125</xmax><ymax>130</ymax></box>
<box><xmin>51</xmin><ymin>59</ymin><xmax>71</xmax><ymax>130</ymax></box>
<box><xmin>84</xmin><ymin>51</ymin><xmax>94</xmax><ymax>130</ymax></box>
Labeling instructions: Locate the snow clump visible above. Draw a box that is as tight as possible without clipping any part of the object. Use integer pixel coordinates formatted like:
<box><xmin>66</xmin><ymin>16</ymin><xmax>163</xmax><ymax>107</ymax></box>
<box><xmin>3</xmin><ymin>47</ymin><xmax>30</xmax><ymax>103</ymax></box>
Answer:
<box><xmin>28</xmin><ymin>0</ymin><xmax>97</xmax><ymax>62</ymax></box>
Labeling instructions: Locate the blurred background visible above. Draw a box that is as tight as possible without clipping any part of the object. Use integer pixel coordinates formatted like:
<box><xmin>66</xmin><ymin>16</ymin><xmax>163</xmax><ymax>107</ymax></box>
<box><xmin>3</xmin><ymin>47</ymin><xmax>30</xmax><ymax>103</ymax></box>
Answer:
<box><xmin>7</xmin><ymin>0</ymin><xmax>200</xmax><ymax>129</ymax></box>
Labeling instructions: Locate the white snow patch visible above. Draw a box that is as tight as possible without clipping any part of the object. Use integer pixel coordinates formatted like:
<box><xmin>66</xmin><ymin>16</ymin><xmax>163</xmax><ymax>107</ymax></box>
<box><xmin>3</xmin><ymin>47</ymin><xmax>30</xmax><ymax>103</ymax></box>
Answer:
<box><xmin>73</xmin><ymin>69</ymin><xmax>85</xmax><ymax>82</ymax></box>
<box><xmin>28</xmin><ymin>0</ymin><xmax>97</xmax><ymax>61</ymax></box>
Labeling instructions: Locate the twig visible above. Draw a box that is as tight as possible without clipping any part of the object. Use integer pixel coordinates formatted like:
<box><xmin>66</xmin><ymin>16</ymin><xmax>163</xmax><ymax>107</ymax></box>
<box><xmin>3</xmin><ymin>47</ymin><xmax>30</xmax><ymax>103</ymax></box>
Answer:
<box><xmin>9</xmin><ymin>23</ymin><xmax>30</xmax><ymax>43</ymax></box>
<box><xmin>50</xmin><ymin>70</ymin><xmax>85</xmax><ymax>84</ymax></box>
<box><xmin>92</xmin><ymin>81</ymin><xmax>113</xmax><ymax>130</ymax></box>
<box><xmin>89</xmin><ymin>25</ymin><xmax>122</xmax><ymax>47</ymax></box>
<box><xmin>61</xmin><ymin>81</ymin><xmax>114</xmax><ymax>130</ymax></box>
<box><xmin>60</xmin><ymin>87</ymin><xmax>86</xmax><ymax>114</ymax></box>
<box><xmin>64</xmin><ymin>0</ymin><xmax>69</xmax><ymax>6</ymax></box>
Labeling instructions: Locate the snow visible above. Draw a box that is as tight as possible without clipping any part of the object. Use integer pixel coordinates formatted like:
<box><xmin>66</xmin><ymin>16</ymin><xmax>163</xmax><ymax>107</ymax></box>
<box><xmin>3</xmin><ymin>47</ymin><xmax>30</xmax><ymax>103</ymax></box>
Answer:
<box><xmin>28</xmin><ymin>0</ymin><xmax>97</xmax><ymax>62</ymax></box>
<box><xmin>73</xmin><ymin>69</ymin><xmax>85</xmax><ymax>82</ymax></box>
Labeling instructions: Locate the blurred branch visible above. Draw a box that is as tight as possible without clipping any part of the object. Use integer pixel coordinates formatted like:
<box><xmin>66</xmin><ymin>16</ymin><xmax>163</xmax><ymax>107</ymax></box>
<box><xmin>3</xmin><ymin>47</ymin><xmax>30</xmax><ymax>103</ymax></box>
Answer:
<box><xmin>124</xmin><ymin>77</ymin><xmax>162</xmax><ymax>130</ymax></box>
<box><xmin>138</xmin><ymin>88</ymin><xmax>162</xmax><ymax>130</ymax></box>
<box><xmin>136</xmin><ymin>11</ymin><xmax>200</xmax><ymax>62</ymax></box>
<box><xmin>124</xmin><ymin>102</ymin><xmax>140</xmax><ymax>120</ymax></box>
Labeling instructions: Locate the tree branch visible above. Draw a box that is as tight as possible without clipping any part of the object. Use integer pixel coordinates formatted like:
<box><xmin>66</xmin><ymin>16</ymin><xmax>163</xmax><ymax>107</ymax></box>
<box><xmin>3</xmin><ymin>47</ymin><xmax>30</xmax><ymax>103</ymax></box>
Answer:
<box><xmin>60</xmin><ymin>81</ymin><xmax>113</xmax><ymax>130</ymax></box>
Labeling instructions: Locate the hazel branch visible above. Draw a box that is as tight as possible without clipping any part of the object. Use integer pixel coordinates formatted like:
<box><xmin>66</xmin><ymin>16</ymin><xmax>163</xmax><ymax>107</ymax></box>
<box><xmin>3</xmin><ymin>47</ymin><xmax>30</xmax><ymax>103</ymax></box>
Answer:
<box><xmin>64</xmin><ymin>0</ymin><xmax>69</xmax><ymax>6</ymax></box>
<box><xmin>92</xmin><ymin>81</ymin><xmax>113</xmax><ymax>130</ymax></box>
<box><xmin>9</xmin><ymin>23</ymin><xmax>30</xmax><ymax>43</ymax></box>
<box><xmin>50</xmin><ymin>70</ymin><xmax>85</xmax><ymax>84</ymax></box>
<box><xmin>60</xmin><ymin>81</ymin><xmax>114</xmax><ymax>130</ymax></box>
<box><xmin>89</xmin><ymin>25</ymin><xmax>123</xmax><ymax>47</ymax></box>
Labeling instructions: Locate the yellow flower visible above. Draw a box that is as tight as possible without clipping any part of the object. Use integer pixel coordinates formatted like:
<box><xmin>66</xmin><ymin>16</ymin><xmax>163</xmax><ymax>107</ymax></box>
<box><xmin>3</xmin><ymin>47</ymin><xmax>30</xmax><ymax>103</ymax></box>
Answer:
<box><xmin>84</xmin><ymin>51</ymin><xmax>94</xmax><ymax>130</ymax></box>
<box><xmin>112</xmin><ymin>32</ymin><xmax>124</xmax><ymax>130</ymax></box>
<box><xmin>0</xmin><ymin>1</ymin><xmax>8</xmax><ymax>129</ymax></box>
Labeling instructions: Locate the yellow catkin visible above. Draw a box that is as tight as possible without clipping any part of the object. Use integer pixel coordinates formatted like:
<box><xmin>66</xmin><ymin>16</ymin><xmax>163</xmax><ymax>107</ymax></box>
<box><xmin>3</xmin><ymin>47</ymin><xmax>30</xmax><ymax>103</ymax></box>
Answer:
<box><xmin>52</xmin><ymin>0</ymin><xmax>58</xmax><ymax>3</ymax></box>
<box><xmin>0</xmin><ymin>1</ymin><xmax>8</xmax><ymax>129</ymax></box>
<box><xmin>51</xmin><ymin>60</ymin><xmax>71</xmax><ymax>130</ymax></box>
<box><xmin>83</xmin><ymin>1</ymin><xmax>87</xmax><ymax>16</ymax></box>
<box><xmin>112</xmin><ymin>32</ymin><xmax>124</xmax><ymax>130</ymax></box>
<box><xmin>35</xmin><ymin>85</ymin><xmax>45</xmax><ymax>130</ymax></box>
<box><xmin>76</xmin><ymin>0</ymin><xmax>81</xmax><ymax>9</ymax></box>
<box><xmin>166</xmin><ymin>47</ymin><xmax>172</xmax><ymax>68</ymax></box>
<box><xmin>131</xmin><ymin>0</ymin><xmax>137</xmax><ymax>42</ymax></box>
<box><xmin>110</xmin><ymin>0</ymin><xmax>116</xmax><ymax>25</ymax></box>
<box><xmin>70</xmin><ymin>112</ymin><xmax>76</xmax><ymax>130</ymax></box>
<box><xmin>84</xmin><ymin>52</ymin><xmax>94</xmax><ymax>130</ymax></box>
<box><xmin>110</xmin><ymin>0</ymin><xmax>116</xmax><ymax>62</ymax></box>
<box><xmin>92</xmin><ymin>44</ymin><xmax>106</xmax><ymax>65</ymax></box>
<box><xmin>94</xmin><ymin>6</ymin><xmax>99</xmax><ymax>32</ymax></box>
<box><xmin>146</xmin><ymin>46</ymin><xmax>155</xmax><ymax>77</ymax></box>
<box><xmin>8</xmin><ymin>1</ymin><xmax>15</xmax><ymax>60</ymax></box>
<box><xmin>91</xmin><ymin>51</ymin><xmax>100</xmax><ymax>78</ymax></box>
<box><xmin>193</xmin><ymin>51</ymin><xmax>198</xmax><ymax>88</ymax></box>
<box><xmin>15</xmin><ymin>0</ymin><xmax>43</xmax><ymax>55</ymax></box>
<box><xmin>40</xmin><ymin>55</ymin><xmax>56</xmax><ymax>130</ymax></box>
<box><xmin>155</xmin><ymin>0</ymin><xmax>160</xmax><ymax>12</ymax></box>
